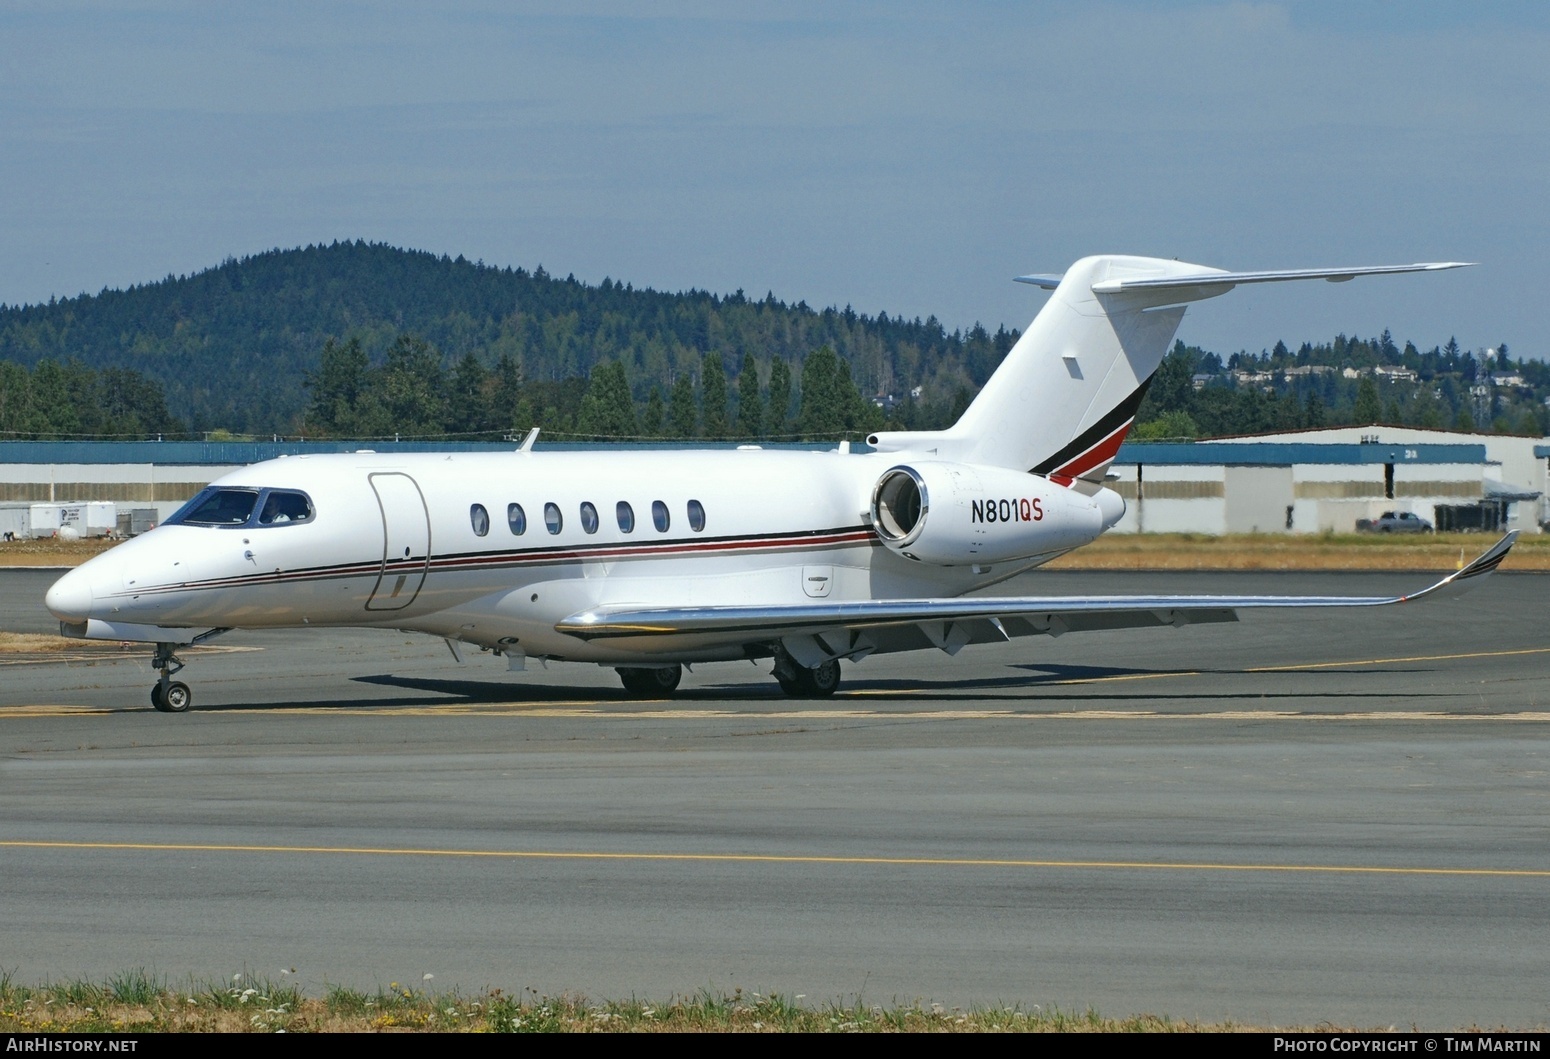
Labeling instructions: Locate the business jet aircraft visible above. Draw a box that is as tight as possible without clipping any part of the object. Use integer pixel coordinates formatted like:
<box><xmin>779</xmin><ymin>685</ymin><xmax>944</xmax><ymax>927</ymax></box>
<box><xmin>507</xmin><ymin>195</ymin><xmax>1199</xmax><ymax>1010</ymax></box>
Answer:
<box><xmin>45</xmin><ymin>254</ymin><xmax>1508</xmax><ymax>712</ymax></box>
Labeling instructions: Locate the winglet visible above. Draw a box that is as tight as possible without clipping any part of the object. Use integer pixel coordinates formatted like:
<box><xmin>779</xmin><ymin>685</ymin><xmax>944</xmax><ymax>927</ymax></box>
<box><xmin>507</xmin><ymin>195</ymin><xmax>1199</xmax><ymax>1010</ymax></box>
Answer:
<box><xmin>1401</xmin><ymin>531</ymin><xmax>1516</xmax><ymax>602</ymax></box>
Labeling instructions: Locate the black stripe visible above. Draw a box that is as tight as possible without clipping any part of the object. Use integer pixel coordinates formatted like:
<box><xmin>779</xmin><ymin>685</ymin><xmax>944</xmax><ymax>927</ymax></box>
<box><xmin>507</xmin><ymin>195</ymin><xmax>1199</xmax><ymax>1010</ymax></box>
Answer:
<box><xmin>119</xmin><ymin>524</ymin><xmax>879</xmax><ymax>597</ymax></box>
<box><xmin>1030</xmin><ymin>377</ymin><xmax>1153</xmax><ymax>475</ymax></box>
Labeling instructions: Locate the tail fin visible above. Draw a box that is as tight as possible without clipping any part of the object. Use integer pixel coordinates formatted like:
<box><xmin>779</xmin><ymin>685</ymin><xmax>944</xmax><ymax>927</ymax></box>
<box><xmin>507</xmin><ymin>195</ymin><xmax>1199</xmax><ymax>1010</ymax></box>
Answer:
<box><xmin>867</xmin><ymin>255</ymin><xmax>1470</xmax><ymax>484</ymax></box>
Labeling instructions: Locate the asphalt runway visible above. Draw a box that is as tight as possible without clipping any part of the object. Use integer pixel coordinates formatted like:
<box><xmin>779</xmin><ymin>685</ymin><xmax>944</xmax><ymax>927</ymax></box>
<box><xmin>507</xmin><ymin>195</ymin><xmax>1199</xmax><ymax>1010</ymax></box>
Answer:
<box><xmin>2</xmin><ymin>565</ymin><xmax>1548</xmax><ymax>1028</ymax></box>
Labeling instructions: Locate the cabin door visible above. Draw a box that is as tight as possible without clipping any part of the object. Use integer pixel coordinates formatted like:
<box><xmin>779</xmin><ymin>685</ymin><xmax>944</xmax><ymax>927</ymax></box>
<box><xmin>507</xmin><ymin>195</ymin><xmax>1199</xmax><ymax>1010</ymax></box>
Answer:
<box><xmin>365</xmin><ymin>472</ymin><xmax>431</xmax><ymax>610</ymax></box>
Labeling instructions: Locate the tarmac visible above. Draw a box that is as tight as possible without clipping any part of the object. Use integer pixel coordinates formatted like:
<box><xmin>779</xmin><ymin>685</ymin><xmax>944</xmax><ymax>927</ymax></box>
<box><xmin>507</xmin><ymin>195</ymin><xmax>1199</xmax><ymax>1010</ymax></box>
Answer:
<box><xmin>2</xmin><ymin>565</ymin><xmax>1548</xmax><ymax>1028</ymax></box>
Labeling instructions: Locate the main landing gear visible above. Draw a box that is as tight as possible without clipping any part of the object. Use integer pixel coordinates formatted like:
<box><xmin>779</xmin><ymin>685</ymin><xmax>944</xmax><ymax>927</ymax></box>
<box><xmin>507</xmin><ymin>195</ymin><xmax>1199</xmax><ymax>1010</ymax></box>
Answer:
<box><xmin>773</xmin><ymin>656</ymin><xmax>841</xmax><ymax>698</ymax></box>
<box><xmin>616</xmin><ymin>664</ymin><xmax>683</xmax><ymax>697</ymax></box>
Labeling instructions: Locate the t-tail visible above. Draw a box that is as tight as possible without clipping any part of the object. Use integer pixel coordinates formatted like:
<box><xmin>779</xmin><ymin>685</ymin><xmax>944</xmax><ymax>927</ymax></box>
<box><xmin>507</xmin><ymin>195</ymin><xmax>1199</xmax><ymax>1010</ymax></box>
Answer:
<box><xmin>867</xmin><ymin>255</ymin><xmax>1471</xmax><ymax>486</ymax></box>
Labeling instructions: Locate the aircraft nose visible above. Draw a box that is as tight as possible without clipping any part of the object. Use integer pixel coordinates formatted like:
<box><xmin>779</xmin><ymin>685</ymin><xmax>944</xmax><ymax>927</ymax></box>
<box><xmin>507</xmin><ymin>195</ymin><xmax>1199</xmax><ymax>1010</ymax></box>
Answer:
<box><xmin>45</xmin><ymin>567</ymin><xmax>94</xmax><ymax>622</ymax></box>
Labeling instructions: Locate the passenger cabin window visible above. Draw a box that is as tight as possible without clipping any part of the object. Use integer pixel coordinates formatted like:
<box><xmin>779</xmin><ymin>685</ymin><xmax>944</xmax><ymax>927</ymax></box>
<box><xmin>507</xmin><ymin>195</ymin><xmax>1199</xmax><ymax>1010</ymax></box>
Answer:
<box><xmin>470</xmin><ymin>503</ymin><xmax>490</xmax><ymax>537</ymax></box>
<box><xmin>258</xmin><ymin>490</ymin><xmax>313</xmax><ymax>525</ymax></box>
<box><xmin>544</xmin><ymin>502</ymin><xmax>563</xmax><ymax>534</ymax></box>
<box><xmin>169</xmin><ymin>487</ymin><xmax>260</xmax><ymax>527</ymax></box>
<box><xmin>580</xmin><ymin>502</ymin><xmax>599</xmax><ymax>534</ymax></box>
<box><xmin>616</xmin><ymin>501</ymin><xmax>635</xmax><ymax>533</ymax></box>
<box><xmin>687</xmin><ymin>499</ymin><xmax>706</xmax><ymax>532</ymax></box>
<box><xmin>507</xmin><ymin>503</ymin><xmax>526</xmax><ymax>535</ymax></box>
<box><xmin>652</xmin><ymin>500</ymin><xmax>670</xmax><ymax>532</ymax></box>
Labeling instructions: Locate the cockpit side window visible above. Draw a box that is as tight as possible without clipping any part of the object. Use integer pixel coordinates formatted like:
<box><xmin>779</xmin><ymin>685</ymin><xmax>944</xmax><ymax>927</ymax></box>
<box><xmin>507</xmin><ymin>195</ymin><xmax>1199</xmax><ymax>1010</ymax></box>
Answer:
<box><xmin>258</xmin><ymin>490</ymin><xmax>315</xmax><ymax>526</ymax></box>
<box><xmin>167</xmin><ymin>487</ymin><xmax>261</xmax><ymax>527</ymax></box>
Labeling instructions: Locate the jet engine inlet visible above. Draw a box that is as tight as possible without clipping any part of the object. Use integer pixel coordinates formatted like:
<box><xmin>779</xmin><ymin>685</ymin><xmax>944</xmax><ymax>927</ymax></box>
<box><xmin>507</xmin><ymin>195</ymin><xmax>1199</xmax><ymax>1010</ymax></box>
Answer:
<box><xmin>871</xmin><ymin>466</ymin><xmax>927</xmax><ymax>546</ymax></box>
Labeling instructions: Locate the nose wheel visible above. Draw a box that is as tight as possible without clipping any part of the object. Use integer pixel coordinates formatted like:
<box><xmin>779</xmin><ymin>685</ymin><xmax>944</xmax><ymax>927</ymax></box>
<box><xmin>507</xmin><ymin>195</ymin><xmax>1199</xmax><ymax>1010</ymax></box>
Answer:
<box><xmin>150</xmin><ymin>679</ymin><xmax>193</xmax><ymax>713</ymax></box>
<box><xmin>149</xmin><ymin>641</ymin><xmax>193</xmax><ymax>712</ymax></box>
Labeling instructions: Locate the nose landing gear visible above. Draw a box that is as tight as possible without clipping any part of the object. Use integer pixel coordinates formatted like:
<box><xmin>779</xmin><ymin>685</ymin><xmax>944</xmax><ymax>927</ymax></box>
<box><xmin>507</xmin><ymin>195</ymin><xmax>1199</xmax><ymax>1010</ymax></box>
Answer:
<box><xmin>147</xmin><ymin>629</ymin><xmax>229</xmax><ymax>713</ymax></box>
<box><xmin>150</xmin><ymin>642</ymin><xmax>193</xmax><ymax>713</ymax></box>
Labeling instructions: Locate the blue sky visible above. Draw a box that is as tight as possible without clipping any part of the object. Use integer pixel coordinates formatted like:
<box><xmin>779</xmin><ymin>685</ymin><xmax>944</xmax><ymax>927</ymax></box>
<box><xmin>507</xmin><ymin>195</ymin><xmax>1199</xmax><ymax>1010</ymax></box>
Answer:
<box><xmin>3</xmin><ymin>1</ymin><xmax>1547</xmax><ymax>359</ymax></box>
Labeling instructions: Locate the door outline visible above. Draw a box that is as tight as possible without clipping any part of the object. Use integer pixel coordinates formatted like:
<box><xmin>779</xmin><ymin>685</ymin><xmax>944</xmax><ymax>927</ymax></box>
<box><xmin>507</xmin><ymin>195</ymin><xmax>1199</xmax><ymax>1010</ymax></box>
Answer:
<box><xmin>365</xmin><ymin>472</ymin><xmax>432</xmax><ymax>611</ymax></box>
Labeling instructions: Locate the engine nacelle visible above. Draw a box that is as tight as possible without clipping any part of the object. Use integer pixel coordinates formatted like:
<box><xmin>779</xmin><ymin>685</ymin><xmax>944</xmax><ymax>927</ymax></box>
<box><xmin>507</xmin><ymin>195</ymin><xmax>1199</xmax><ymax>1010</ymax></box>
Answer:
<box><xmin>870</xmin><ymin>461</ymin><xmax>1124</xmax><ymax>566</ymax></box>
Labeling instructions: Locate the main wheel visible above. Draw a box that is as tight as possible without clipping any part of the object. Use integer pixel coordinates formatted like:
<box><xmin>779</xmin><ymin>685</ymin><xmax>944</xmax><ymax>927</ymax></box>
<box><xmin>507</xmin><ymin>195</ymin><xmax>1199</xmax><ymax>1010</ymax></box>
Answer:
<box><xmin>617</xmin><ymin>665</ymin><xmax>682</xmax><ymax>697</ymax></box>
<box><xmin>778</xmin><ymin>659</ymin><xmax>841</xmax><ymax>698</ymax></box>
<box><xmin>151</xmin><ymin>683</ymin><xmax>167</xmax><ymax>711</ymax></box>
<box><xmin>161</xmin><ymin>681</ymin><xmax>193</xmax><ymax>713</ymax></box>
<box><xmin>803</xmin><ymin>659</ymin><xmax>841</xmax><ymax>697</ymax></box>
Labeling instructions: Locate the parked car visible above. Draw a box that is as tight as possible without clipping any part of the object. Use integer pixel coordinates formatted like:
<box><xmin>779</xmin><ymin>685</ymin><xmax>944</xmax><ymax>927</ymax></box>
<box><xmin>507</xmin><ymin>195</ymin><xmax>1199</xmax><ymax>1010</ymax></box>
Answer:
<box><xmin>1356</xmin><ymin>511</ymin><xmax>1434</xmax><ymax>533</ymax></box>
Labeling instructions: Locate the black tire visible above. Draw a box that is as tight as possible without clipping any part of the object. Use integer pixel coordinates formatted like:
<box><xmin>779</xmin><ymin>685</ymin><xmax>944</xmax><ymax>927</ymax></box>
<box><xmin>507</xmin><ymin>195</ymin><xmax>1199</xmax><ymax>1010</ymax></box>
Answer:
<box><xmin>617</xmin><ymin>665</ymin><xmax>681</xmax><ymax>697</ymax></box>
<box><xmin>162</xmin><ymin>681</ymin><xmax>193</xmax><ymax>713</ymax></box>
<box><xmin>804</xmin><ymin>659</ymin><xmax>842</xmax><ymax>697</ymax></box>
<box><xmin>151</xmin><ymin>683</ymin><xmax>168</xmax><ymax>711</ymax></box>
<box><xmin>780</xmin><ymin>659</ymin><xmax>841</xmax><ymax>698</ymax></box>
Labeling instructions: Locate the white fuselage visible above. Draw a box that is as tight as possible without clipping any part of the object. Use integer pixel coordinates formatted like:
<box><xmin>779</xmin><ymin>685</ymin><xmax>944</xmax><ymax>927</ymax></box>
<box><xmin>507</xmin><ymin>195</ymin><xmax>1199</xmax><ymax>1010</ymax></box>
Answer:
<box><xmin>45</xmin><ymin>448</ymin><xmax>1109</xmax><ymax>664</ymax></box>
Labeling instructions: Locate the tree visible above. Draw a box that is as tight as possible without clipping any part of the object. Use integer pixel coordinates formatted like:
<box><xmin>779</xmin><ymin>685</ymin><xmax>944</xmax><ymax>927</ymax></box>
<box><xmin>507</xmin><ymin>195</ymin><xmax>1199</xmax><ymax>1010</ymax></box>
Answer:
<box><xmin>1137</xmin><ymin>341</ymin><xmax>1197</xmax><ymax>422</ymax></box>
<box><xmin>668</xmin><ymin>374</ymin><xmax>697</xmax><ymax>438</ymax></box>
<box><xmin>306</xmin><ymin>337</ymin><xmax>369</xmax><ymax>434</ymax></box>
<box><xmin>766</xmin><ymin>357</ymin><xmax>791</xmax><ymax>436</ymax></box>
<box><xmin>735</xmin><ymin>353</ymin><xmax>763</xmax><ymax>438</ymax></box>
<box><xmin>448</xmin><ymin>352</ymin><xmax>491</xmax><ymax>433</ymax></box>
<box><xmin>797</xmin><ymin>346</ymin><xmax>843</xmax><ymax>436</ymax></box>
<box><xmin>1353</xmin><ymin>376</ymin><xmax>1381</xmax><ymax>424</ymax></box>
<box><xmin>575</xmin><ymin>359</ymin><xmax>637</xmax><ymax>437</ymax></box>
<box><xmin>642</xmin><ymin>385</ymin><xmax>665</xmax><ymax>436</ymax></box>
<box><xmin>1304</xmin><ymin>391</ymin><xmax>1326</xmax><ymax>428</ymax></box>
<box><xmin>489</xmin><ymin>351</ymin><xmax>523</xmax><ymax>431</ymax></box>
<box><xmin>380</xmin><ymin>333</ymin><xmax>448</xmax><ymax>436</ymax></box>
<box><xmin>701</xmin><ymin>352</ymin><xmax>727</xmax><ymax>439</ymax></box>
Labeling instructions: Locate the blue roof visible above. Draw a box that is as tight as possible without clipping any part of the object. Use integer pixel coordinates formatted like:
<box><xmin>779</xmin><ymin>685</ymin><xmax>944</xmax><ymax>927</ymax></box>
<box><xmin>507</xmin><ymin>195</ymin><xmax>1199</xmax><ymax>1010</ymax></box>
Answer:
<box><xmin>1114</xmin><ymin>442</ymin><xmax>1486</xmax><ymax>465</ymax></box>
<box><xmin>0</xmin><ymin>439</ymin><xmax>849</xmax><ymax>465</ymax></box>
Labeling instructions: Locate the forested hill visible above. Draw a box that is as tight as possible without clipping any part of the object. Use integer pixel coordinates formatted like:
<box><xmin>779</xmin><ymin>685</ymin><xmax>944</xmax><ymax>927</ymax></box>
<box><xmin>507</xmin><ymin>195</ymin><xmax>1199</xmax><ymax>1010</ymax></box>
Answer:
<box><xmin>0</xmin><ymin>242</ymin><xmax>1015</xmax><ymax>434</ymax></box>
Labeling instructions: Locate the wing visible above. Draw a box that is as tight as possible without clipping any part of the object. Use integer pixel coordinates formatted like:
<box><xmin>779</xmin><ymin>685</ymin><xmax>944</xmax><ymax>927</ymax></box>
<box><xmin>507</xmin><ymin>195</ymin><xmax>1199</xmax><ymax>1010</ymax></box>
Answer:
<box><xmin>556</xmin><ymin>533</ymin><xmax>1515</xmax><ymax>666</ymax></box>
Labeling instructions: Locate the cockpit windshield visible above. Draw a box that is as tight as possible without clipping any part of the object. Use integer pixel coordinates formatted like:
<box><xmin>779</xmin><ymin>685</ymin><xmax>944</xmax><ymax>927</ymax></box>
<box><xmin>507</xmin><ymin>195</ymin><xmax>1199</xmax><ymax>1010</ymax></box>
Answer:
<box><xmin>259</xmin><ymin>490</ymin><xmax>313</xmax><ymax>524</ymax></box>
<box><xmin>171</xmin><ymin>488</ymin><xmax>260</xmax><ymax>526</ymax></box>
<box><xmin>166</xmin><ymin>487</ymin><xmax>314</xmax><ymax>529</ymax></box>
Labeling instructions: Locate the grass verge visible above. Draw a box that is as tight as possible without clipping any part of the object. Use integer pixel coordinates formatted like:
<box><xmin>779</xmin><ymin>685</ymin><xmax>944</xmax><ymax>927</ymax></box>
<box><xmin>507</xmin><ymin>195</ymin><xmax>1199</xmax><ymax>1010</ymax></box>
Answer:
<box><xmin>1043</xmin><ymin>531</ymin><xmax>1550</xmax><ymax>571</ymax></box>
<box><xmin>0</xmin><ymin>973</ymin><xmax>1361</xmax><ymax>1033</ymax></box>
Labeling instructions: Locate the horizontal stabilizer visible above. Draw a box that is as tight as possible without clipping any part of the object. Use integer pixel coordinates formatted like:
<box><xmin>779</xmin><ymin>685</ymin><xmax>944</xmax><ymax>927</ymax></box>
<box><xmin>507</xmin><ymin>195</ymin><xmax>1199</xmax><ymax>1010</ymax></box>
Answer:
<box><xmin>1017</xmin><ymin>262</ymin><xmax>1472</xmax><ymax>295</ymax></box>
<box><xmin>558</xmin><ymin>533</ymin><xmax>1515</xmax><ymax>646</ymax></box>
<box><xmin>1092</xmin><ymin>261</ymin><xmax>1473</xmax><ymax>293</ymax></box>
<box><xmin>1013</xmin><ymin>274</ymin><xmax>1065</xmax><ymax>290</ymax></box>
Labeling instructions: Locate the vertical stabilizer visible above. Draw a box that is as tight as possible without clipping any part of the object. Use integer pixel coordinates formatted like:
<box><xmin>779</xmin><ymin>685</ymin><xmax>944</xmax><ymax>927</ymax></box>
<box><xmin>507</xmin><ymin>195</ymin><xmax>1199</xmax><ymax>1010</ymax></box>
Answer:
<box><xmin>872</xmin><ymin>255</ymin><xmax>1210</xmax><ymax>482</ymax></box>
<box><xmin>865</xmin><ymin>255</ymin><xmax>1468</xmax><ymax>483</ymax></box>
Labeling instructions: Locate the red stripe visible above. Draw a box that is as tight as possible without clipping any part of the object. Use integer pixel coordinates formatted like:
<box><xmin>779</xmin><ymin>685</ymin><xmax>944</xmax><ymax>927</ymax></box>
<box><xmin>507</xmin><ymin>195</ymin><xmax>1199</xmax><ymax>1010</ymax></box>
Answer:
<box><xmin>1052</xmin><ymin>417</ymin><xmax>1134</xmax><ymax>480</ymax></box>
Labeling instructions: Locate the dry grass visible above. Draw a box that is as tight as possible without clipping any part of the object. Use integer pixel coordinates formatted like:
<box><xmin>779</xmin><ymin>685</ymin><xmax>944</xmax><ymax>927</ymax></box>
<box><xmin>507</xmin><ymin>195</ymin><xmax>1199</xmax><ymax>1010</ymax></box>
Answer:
<box><xmin>1044</xmin><ymin>532</ymin><xmax>1549</xmax><ymax>571</ymax></box>
<box><xmin>0</xmin><ymin>631</ymin><xmax>105</xmax><ymax>653</ymax></box>
<box><xmin>0</xmin><ymin>536</ymin><xmax>119</xmax><ymax>567</ymax></box>
<box><xmin>0</xmin><ymin>973</ymin><xmax>1430</xmax><ymax>1033</ymax></box>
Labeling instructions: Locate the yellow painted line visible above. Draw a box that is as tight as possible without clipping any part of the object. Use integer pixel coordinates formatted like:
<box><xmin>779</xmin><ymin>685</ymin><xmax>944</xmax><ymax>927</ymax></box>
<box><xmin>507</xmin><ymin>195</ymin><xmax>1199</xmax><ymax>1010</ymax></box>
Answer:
<box><xmin>848</xmin><ymin>670</ymin><xmax>1200</xmax><ymax>695</ymax></box>
<box><xmin>2</xmin><ymin>838</ymin><xmax>1546</xmax><ymax>879</ymax></box>
<box><xmin>1248</xmin><ymin>645</ymin><xmax>1550</xmax><ymax>673</ymax></box>
<box><xmin>8</xmin><ymin>703</ymin><xmax>1550</xmax><ymax>721</ymax></box>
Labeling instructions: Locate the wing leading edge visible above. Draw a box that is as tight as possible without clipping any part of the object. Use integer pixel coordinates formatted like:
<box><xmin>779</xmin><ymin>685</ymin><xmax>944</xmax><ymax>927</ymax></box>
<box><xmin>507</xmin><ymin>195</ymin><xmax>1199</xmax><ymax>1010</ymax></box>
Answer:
<box><xmin>557</xmin><ymin>533</ymin><xmax>1515</xmax><ymax>660</ymax></box>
